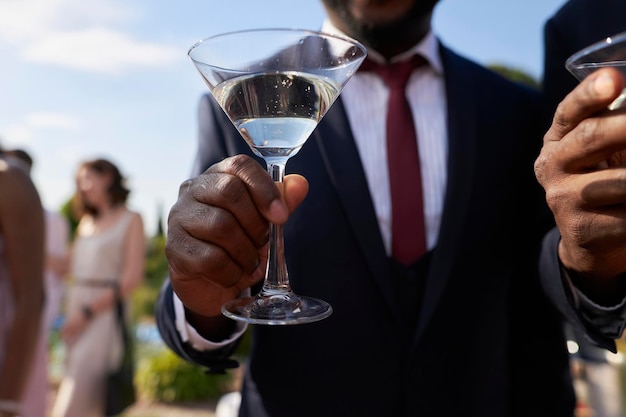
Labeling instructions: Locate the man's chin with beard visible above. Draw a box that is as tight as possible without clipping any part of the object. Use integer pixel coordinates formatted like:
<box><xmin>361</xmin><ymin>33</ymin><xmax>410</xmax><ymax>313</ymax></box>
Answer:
<box><xmin>322</xmin><ymin>0</ymin><xmax>439</xmax><ymax>55</ymax></box>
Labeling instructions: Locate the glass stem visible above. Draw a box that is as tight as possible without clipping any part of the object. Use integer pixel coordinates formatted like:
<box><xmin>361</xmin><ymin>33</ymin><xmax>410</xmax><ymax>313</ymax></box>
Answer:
<box><xmin>261</xmin><ymin>161</ymin><xmax>293</xmax><ymax>296</ymax></box>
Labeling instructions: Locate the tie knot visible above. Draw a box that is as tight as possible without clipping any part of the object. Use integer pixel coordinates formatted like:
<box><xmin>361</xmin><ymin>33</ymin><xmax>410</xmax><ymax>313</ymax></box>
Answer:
<box><xmin>359</xmin><ymin>55</ymin><xmax>426</xmax><ymax>89</ymax></box>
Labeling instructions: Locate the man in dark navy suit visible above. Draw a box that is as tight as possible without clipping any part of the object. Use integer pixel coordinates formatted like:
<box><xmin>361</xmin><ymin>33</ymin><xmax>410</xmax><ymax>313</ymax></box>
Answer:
<box><xmin>157</xmin><ymin>1</ymin><xmax>626</xmax><ymax>416</ymax></box>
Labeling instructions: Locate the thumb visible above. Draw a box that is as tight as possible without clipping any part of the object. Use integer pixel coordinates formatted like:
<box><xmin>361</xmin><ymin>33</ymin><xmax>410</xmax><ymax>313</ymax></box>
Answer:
<box><xmin>283</xmin><ymin>174</ymin><xmax>309</xmax><ymax>214</ymax></box>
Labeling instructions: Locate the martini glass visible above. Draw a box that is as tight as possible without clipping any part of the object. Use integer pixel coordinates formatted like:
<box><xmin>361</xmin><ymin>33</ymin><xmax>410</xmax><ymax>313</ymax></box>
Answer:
<box><xmin>566</xmin><ymin>30</ymin><xmax>626</xmax><ymax>110</ymax></box>
<box><xmin>188</xmin><ymin>28</ymin><xmax>366</xmax><ymax>325</ymax></box>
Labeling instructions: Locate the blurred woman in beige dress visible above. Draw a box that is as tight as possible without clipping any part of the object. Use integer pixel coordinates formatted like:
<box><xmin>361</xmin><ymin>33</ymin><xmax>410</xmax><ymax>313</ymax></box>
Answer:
<box><xmin>51</xmin><ymin>158</ymin><xmax>145</xmax><ymax>417</ymax></box>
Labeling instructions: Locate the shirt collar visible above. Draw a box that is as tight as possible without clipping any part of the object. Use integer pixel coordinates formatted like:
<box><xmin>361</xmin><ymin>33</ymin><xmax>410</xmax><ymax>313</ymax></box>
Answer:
<box><xmin>320</xmin><ymin>18</ymin><xmax>443</xmax><ymax>75</ymax></box>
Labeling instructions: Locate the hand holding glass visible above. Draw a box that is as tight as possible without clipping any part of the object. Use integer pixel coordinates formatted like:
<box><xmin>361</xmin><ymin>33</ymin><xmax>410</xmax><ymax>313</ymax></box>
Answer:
<box><xmin>188</xmin><ymin>29</ymin><xmax>366</xmax><ymax>325</ymax></box>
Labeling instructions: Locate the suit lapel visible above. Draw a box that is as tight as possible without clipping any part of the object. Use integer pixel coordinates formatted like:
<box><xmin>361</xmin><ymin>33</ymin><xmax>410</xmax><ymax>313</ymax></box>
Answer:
<box><xmin>313</xmin><ymin>98</ymin><xmax>405</xmax><ymax>323</ymax></box>
<box><xmin>415</xmin><ymin>47</ymin><xmax>479</xmax><ymax>342</ymax></box>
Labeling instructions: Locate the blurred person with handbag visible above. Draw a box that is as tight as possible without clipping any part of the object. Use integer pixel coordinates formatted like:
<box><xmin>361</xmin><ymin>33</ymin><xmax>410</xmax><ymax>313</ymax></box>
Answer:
<box><xmin>51</xmin><ymin>158</ymin><xmax>144</xmax><ymax>417</ymax></box>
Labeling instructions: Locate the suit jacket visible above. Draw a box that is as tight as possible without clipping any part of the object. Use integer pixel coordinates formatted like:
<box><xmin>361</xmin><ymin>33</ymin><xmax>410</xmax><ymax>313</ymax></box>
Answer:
<box><xmin>542</xmin><ymin>0</ymin><xmax>626</xmax><ymax>126</ymax></box>
<box><xmin>157</xmin><ymin>44</ymin><xmax>576</xmax><ymax>417</ymax></box>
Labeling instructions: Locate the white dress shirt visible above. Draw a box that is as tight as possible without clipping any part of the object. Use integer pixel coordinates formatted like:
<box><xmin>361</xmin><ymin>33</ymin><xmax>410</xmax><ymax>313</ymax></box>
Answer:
<box><xmin>326</xmin><ymin>22</ymin><xmax>448</xmax><ymax>255</ymax></box>
<box><xmin>175</xmin><ymin>20</ymin><xmax>449</xmax><ymax>350</ymax></box>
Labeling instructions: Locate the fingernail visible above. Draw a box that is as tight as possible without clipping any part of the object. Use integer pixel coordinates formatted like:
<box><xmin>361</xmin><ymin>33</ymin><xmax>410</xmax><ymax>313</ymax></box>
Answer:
<box><xmin>594</xmin><ymin>73</ymin><xmax>615</xmax><ymax>98</ymax></box>
<box><xmin>268</xmin><ymin>199</ymin><xmax>288</xmax><ymax>221</ymax></box>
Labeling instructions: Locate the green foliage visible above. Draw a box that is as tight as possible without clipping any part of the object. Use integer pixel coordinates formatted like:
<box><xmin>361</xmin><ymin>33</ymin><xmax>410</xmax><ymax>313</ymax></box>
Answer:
<box><xmin>130</xmin><ymin>286</ymin><xmax>160</xmax><ymax>323</ymax></box>
<box><xmin>135</xmin><ymin>348</ymin><xmax>235</xmax><ymax>402</ymax></box>
<box><xmin>59</xmin><ymin>197</ymin><xmax>79</xmax><ymax>240</ymax></box>
<box><xmin>488</xmin><ymin>63</ymin><xmax>540</xmax><ymax>89</ymax></box>
<box><xmin>134</xmin><ymin>226</ymin><xmax>169</xmax><ymax>320</ymax></box>
<box><xmin>145</xmin><ymin>233</ymin><xmax>169</xmax><ymax>290</ymax></box>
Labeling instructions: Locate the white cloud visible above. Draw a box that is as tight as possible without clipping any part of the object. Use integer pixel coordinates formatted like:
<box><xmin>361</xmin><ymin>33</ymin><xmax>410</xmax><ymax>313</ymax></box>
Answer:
<box><xmin>2</xmin><ymin>124</ymin><xmax>34</xmax><ymax>146</ymax></box>
<box><xmin>25</xmin><ymin>112</ymin><xmax>80</xmax><ymax>130</ymax></box>
<box><xmin>0</xmin><ymin>0</ymin><xmax>63</xmax><ymax>42</ymax></box>
<box><xmin>0</xmin><ymin>112</ymin><xmax>80</xmax><ymax>147</ymax></box>
<box><xmin>0</xmin><ymin>0</ymin><xmax>134</xmax><ymax>42</ymax></box>
<box><xmin>21</xmin><ymin>28</ymin><xmax>179</xmax><ymax>74</ymax></box>
<box><xmin>57</xmin><ymin>145</ymin><xmax>84</xmax><ymax>165</ymax></box>
<box><xmin>0</xmin><ymin>0</ymin><xmax>178</xmax><ymax>74</ymax></box>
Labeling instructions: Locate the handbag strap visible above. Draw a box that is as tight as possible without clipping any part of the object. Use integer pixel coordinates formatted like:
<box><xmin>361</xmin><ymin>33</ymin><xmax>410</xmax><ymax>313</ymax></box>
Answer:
<box><xmin>111</xmin><ymin>283</ymin><xmax>131</xmax><ymax>345</ymax></box>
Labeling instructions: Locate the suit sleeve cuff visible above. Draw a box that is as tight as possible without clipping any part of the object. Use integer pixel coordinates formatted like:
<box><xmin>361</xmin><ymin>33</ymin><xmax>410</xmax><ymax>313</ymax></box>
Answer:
<box><xmin>562</xmin><ymin>267</ymin><xmax>626</xmax><ymax>339</ymax></box>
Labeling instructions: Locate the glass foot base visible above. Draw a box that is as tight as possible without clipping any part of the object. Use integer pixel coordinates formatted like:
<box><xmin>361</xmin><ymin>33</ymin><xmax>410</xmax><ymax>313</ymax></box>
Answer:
<box><xmin>222</xmin><ymin>293</ymin><xmax>332</xmax><ymax>325</ymax></box>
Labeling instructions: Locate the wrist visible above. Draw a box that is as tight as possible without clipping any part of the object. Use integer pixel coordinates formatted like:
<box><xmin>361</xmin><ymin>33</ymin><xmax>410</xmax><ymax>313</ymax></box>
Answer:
<box><xmin>81</xmin><ymin>304</ymin><xmax>94</xmax><ymax>321</ymax></box>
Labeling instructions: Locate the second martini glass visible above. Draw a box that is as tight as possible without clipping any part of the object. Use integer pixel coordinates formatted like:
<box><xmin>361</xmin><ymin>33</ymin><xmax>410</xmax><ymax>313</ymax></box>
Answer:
<box><xmin>188</xmin><ymin>28</ymin><xmax>366</xmax><ymax>325</ymax></box>
<box><xmin>566</xmin><ymin>31</ymin><xmax>626</xmax><ymax>110</ymax></box>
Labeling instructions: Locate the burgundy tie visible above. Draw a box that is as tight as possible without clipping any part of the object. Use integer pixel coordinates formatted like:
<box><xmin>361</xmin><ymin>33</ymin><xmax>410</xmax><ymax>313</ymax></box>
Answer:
<box><xmin>361</xmin><ymin>56</ymin><xmax>427</xmax><ymax>265</ymax></box>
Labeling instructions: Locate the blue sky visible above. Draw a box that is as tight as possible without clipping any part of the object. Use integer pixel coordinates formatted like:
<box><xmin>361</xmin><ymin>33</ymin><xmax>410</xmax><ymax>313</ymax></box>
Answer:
<box><xmin>0</xmin><ymin>0</ymin><xmax>569</xmax><ymax>236</ymax></box>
